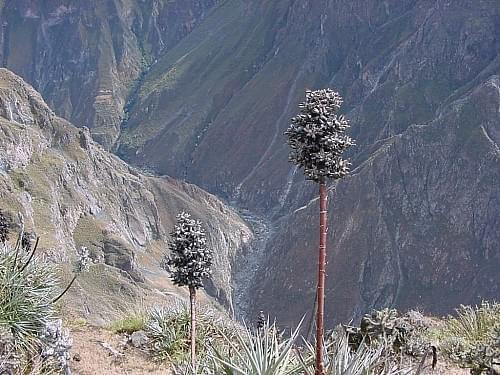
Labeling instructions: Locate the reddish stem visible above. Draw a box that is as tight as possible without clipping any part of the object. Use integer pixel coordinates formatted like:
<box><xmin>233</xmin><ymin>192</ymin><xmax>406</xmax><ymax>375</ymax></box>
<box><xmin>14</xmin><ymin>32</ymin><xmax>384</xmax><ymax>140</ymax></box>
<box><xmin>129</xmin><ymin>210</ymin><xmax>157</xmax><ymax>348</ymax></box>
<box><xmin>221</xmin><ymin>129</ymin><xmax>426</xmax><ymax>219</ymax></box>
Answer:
<box><xmin>189</xmin><ymin>286</ymin><xmax>197</xmax><ymax>373</ymax></box>
<box><xmin>315</xmin><ymin>182</ymin><xmax>328</xmax><ymax>375</ymax></box>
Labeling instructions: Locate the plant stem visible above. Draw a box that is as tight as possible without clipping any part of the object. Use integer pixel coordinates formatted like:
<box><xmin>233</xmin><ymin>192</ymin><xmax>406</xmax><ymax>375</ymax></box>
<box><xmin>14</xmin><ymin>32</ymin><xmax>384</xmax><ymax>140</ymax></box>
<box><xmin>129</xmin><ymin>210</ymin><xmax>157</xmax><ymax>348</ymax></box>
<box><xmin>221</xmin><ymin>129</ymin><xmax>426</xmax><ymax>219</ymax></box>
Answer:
<box><xmin>11</xmin><ymin>228</ymin><xmax>24</xmax><ymax>271</ymax></box>
<box><xmin>190</xmin><ymin>286</ymin><xmax>197</xmax><ymax>373</ymax></box>
<box><xmin>52</xmin><ymin>274</ymin><xmax>77</xmax><ymax>304</ymax></box>
<box><xmin>315</xmin><ymin>182</ymin><xmax>328</xmax><ymax>375</ymax></box>
<box><xmin>19</xmin><ymin>236</ymin><xmax>39</xmax><ymax>272</ymax></box>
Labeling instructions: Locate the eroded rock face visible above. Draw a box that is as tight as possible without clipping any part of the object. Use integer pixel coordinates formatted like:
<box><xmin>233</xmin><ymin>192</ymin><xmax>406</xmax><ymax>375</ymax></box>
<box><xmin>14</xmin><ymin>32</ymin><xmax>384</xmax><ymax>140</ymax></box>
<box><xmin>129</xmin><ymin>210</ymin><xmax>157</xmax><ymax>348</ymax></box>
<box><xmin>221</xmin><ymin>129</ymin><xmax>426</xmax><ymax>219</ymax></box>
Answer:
<box><xmin>0</xmin><ymin>0</ymin><xmax>218</xmax><ymax>148</ymax></box>
<box><xmin>0</xmin><ymin>68</ymin><xmax>252</xmax><ymax>319</ymax></box>
<box><xmin>252</xmin><ymin>78</ymin><xmax>500</xmax><ymax>328</ymax></box>
<box><xmin>102</xmin><ymin>237</ymin><xmax>144</xmax><ymax>283</ymax></box>
<box><xmin>114</xmin><ymin>0</ymin><xmax>499</xmax><ymax>327</ymax></box>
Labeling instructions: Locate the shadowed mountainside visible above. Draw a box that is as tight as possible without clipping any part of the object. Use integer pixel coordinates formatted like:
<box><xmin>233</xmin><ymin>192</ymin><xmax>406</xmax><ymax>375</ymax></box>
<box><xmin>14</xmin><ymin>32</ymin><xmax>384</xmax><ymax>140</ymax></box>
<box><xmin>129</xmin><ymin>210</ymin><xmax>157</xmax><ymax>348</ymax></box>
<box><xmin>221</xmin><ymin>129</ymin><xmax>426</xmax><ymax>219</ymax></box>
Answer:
<box><xmin>116</xmin><ymin>0</ymin><xmax>500</xmax><ymax>327</ymax></box>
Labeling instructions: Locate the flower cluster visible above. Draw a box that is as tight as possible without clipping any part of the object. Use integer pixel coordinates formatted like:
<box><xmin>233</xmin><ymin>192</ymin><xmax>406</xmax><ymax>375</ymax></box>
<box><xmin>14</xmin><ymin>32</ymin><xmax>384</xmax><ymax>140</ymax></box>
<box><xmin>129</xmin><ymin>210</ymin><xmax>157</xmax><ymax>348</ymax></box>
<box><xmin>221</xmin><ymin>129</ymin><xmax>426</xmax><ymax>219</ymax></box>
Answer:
<box><xmin>163</xmin><ymin>212</ymin><xmax>213</xmax><ymax>289</ymax></box>
<box><xmin>285</xmin><ymin>89</ymin><xmax>355</xmax><ymax>182</ymax></box>
<box><xmin>0</xmin><ymin>210</ymin><xmax>9</xmax><ymax>243</ymax></box>
<box><xmin>75</xmin><ymin>246</ymin><xmax>92</xmax><ymax>273</ymax></box>
<box><xmin>21</xmin><ymin>232</ymin><xmax>32</xmax><ymax>251</ymax></box>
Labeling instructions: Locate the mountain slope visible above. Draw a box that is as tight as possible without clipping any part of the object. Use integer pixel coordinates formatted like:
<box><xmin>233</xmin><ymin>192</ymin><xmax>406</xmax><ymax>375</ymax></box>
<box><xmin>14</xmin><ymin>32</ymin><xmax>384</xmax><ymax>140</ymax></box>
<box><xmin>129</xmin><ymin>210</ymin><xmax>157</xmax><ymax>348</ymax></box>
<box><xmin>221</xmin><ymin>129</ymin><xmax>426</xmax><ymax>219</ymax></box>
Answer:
<box><xmin>254</xmin><ymin>77</ymin><xmax>500</xmax><ymax>327</ymax></box>
<box><xmin>0</xmin><ymin>0</ymin><xmax>218</xmax><ymax>148</ymax></box>
<box><xmin>0</xmin><ymin>68</ymin><xmax>252</xmax><ymax>320</ymax></box>
<box><xmin>117</xmin><ymin>0</ymin><xmax>499</xmax><ymax>210</ymax></box>
<box><xmin>115</xmin><ymin>0</ymin><xmax>500</xmax><ymax>326</ymax></box>
<box><xmin>0</xmin><ymin>0</ymin><xmax>498</xmax><ymax>329</ymax></box>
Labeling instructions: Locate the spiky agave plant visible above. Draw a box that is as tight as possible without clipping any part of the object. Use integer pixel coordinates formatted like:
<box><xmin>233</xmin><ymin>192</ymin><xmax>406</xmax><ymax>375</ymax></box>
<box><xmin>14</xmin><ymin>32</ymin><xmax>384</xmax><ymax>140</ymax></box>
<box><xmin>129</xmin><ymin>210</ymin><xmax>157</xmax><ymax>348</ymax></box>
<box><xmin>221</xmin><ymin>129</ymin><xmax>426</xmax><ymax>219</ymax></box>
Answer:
<box><xmin>146</xmin><ymin>304</ymin><xmax>192</xmax><ymax>363</ymax></box>
<box><xmin>285</xmin><ymin>89</ymin><xmax>354</xmax><ymax>375</ymax></box>
<box><xmin>163</xmin><ymin>212</ymin><xmax>213</xmax><ymax>372</ymax></box>
<box><xmin>211</xmin><ymin>319</ymin><xmax>304</xmax><ymax>375</ymax></box>
<box><xmin>298</xmin><ymin>333</ymin><xmax>415</xmax><ymax>375</ymax></box>
<box><xmin>0</xmin><ymin>218</ymin><xmax>90</xmax><ymax>373</ymax></box>
<box><xmin>0</xmin><ymin>235</ymin><xmax>58</xmax><ymax>353</ymax></box>
<box><xmin>147</xmin><ymin>301</ymin><xmax>237</xmax><ymax>370</ymax></box>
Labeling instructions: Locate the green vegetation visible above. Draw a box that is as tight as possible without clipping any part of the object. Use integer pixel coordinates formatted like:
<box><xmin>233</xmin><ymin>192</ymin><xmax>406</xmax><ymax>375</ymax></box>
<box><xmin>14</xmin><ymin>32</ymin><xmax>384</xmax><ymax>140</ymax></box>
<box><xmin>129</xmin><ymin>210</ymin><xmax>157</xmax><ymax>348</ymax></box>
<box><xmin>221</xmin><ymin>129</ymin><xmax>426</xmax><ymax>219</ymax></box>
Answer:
<box><xmin>145</xmin><ymin>302</ymin><xmax>234</xmax><ymax>365</ymax></box>
<box><xmin>299</xmin><ymin>332</ymin><xmax>410</xmax><ymax>375</ymax></box>
<box><xmin>109</xmin><ymin>312</ymin><xmax>147</xmax><ymax>334</ymax></box>
<box><xmin>0</xmin><ymin>235</ymin><xmax>58</xmax><ymax>352</ymax></box>
<box><xmin>0</xmin><ymin>232</ymin><xmax>70</xmax><ymax>373</ymax></box>
<box><xmin>107</xmin><ymin>295</ymin><xmax>496</xmax><ymax>375</ymax></box>
<box><xmin>169</xmin><ymin>315</ymin><xmax>421</xmax><ymax>375</ymax></box>
<box><xmin>211</xmin><ymin>319</ymin><xmax>303</xmax><ymax>375</ymax></box>
<box><xmin>0</xmin><ymin>214</ymin><xmax>93</xmax><ymax>373</ymax></box>
<box><xmin>430</xmin><ymin>302</ymin><xmax>500</xmax><ymax>374</ymax></box>
<box><xmin>146</xmin><ymin>305</ymin><xmax>193</xmax><ymax>363</ymax></box>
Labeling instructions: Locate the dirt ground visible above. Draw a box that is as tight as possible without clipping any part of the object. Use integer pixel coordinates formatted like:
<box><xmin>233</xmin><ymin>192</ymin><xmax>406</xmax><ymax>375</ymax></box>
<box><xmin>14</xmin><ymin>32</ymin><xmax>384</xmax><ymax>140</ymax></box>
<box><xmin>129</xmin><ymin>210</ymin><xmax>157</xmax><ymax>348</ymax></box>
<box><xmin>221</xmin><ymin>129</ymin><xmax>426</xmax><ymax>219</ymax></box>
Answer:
<box><xmin>67</xmin><ymin>322</ymin><xmax>469</xmax><ymax>375</ymax></box>
<box><xmin>418</xmin><ymin>357</ymin><xmax>469</xmax><ymax>375</ymax></box>
<box><xmin>69</xmin><ymin>325</ymin><xmax>171</xmax><ymax>375</ymax></box>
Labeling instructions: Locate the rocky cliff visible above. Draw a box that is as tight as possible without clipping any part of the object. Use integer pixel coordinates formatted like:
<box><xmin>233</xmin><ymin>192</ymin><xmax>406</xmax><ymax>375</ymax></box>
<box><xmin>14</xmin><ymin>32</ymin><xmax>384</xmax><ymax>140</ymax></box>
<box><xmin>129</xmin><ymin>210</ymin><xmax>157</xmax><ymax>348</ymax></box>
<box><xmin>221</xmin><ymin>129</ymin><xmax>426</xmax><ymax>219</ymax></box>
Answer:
<box><xmin>1</xmin><ymin>0</ymin><xmax>498</xmax><ymax>329</ymax></box>
<box><xmin>0</xmin><ymin>68</ymin><xmax>252</xmax><ymax>321</ymax></box>
<box><xmin>255</xmin><ymin>79</ymin><xmax>500</xmax><ymax>327</ymax></box>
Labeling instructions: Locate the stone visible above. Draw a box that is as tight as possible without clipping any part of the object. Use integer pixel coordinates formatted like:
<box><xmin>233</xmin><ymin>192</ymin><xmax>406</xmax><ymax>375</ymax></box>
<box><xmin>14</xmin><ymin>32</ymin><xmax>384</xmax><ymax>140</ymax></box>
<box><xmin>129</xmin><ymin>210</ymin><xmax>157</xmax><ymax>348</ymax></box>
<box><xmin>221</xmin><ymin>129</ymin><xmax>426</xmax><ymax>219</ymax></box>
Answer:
<box><xmin>130</xmin><ymin>330</ymin><xmax>149</xmax><ymax>348</ymax></box>
<box><xmin>103</xmin><ymin>238</ymin><xmax>145</xmax><ymax>283</ymax></box>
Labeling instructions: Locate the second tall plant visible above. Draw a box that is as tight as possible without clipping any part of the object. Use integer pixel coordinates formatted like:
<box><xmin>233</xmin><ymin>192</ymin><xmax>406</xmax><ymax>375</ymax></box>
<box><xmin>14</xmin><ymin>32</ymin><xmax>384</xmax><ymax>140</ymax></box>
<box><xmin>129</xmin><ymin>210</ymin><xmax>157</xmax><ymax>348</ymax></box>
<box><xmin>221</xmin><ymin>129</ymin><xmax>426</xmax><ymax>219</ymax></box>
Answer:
<box><xmin>285</xmin><ymin>89</ymin><xmax>354</xmax><ymax>375</ymax></box>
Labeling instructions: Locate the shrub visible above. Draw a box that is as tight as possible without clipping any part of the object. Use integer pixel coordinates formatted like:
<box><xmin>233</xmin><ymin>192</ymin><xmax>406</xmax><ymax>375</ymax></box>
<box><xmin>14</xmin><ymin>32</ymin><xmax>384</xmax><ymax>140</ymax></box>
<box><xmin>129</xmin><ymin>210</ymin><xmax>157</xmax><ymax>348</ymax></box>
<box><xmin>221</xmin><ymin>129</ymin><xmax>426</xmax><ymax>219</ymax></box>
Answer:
<box><xmin>0</xmin><ymin>235</ymin><xmax>72</xmax><ymax>373</ymax></box>
<box><xmin>437</xmin><ymin>302</ymin><xmax>500</xmax><ymax>374</ymax></box>
<box><xmin>345</xmin><ymin>308</ymin><xmax>430</xmax><ymax>357</ymax></box>
<box><xmin>109</xmin><ymin>312</ymin><xmax>147</xmax><ymax>334</ymax></box>
<box><xmin>145</xmin><ymin>301</ymin><xmax>235</xmax><ymax>364</ymax></box>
